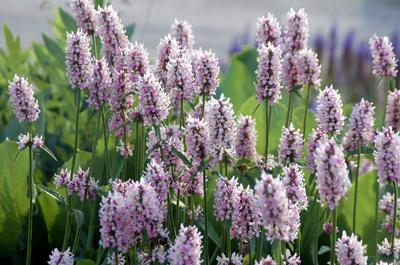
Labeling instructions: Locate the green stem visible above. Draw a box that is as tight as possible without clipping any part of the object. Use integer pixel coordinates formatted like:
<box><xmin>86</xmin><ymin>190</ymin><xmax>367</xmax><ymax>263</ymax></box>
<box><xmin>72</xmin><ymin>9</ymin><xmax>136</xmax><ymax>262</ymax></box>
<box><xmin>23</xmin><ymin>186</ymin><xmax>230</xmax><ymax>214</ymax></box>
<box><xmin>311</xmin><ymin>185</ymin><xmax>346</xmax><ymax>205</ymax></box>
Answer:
<box><xmin>202</xmin><ymin>95</ymin><xmax>206</xmax><ymax>118</ymax></box>
<box><xmin>256</xmin><ymin>229</ymin><xmax>264</xmax><ymax>260</ymax></box>
<box><xmin>135</xmin><ymin>121</ymin><xmax>139</xmax><ymax>180</ymax></box>
<box><xmin>227</xmin><ymin>222</ymin><xmax>231</xmax><ymax>257</ymax></box>
<box><xmin>248</xmin><ymin>242</ymin><xmax>251</xmax><ymax>265</ymax></box>
<box><xmin>26</xmin><ymin>135</ymin><xmax>33</xmax><ymax>265</ymax></box>
<box><xmin>315</xmin><ymin>202</ymin><xmax>319</xmax><ymax>265</ymax></box>
<box><xmin>176</xmin><ymin>188</ymin><xmax>181</xmax><ymax>230</ymax></box>
<box><xmin>382</xmin><ymin>78</ymin><xmax>390</xmax><ymax>127</ymax></box>
<box><xmin>265</xmin><ymin>100</ymin><xmax>270</xmax><ymax>159</ymax></box>
<box><xmin>302</xmin><ymin>84</ymin><xmax>311</xmax><ymax>138</ymax></box>
<box><xmin>203</xmin><ymin>169</ymin><xmax>209</xmax><ymax>265</ymax></box>
<box><xmin>101</xmin><ymin>109</ymin><xmax>111</xmax><ymax>180</ymax></box>
<box><xmin>285</xmin><ymin>91</ymin><xmax>293</xmax><ymax>127</ymax></box>
<box><xmin>353</xmin><ymin>142</ymin><xmax>361</xmax><ymax>233</ymax></box>
<box><xmin>374</xmin><ymin>180</ymin><xmax>380</xmax><ymax>263</ymax></box>
<box><xmin>330</xmin><ymin>209</ymin><xmax>337</xmax><ymax>265</ymax></box>
<box><xmin>276</xmin><ymin>240</ymin><xmax>282</xmax><ymax>265</ymax></box>
<box><xmin>392</xmin><ymin>181</ymin><xmax>398</xmax><ymax>263</ymax></box>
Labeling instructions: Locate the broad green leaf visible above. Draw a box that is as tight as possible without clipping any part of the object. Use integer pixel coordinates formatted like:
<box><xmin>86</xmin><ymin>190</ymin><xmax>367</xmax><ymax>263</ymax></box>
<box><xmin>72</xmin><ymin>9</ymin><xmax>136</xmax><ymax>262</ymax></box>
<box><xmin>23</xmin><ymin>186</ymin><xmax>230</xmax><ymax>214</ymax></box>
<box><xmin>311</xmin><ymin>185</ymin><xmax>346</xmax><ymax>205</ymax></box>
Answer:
<box><xmin>125</xmin><ymin>23</ymin><xmax>135</xmax><ymax>39</ymax></box>
<box><xmin>198</xmin><ymin>217</ymin><xmax>221</xmax><ymax>247</ymax></box>
<box><xmin>36</xmin><ymin>184</ymin><xmax>66</xmax><ymax>208</ymax></box>
<box><xmin>42</xmin><ymin>34</ymin><xmax>65</xmax><ymax>67</ymax></box>
<box><xmin>73</xmin><ymin>209</ymin><xmax>85</xmax><ymax>230</ymax></box>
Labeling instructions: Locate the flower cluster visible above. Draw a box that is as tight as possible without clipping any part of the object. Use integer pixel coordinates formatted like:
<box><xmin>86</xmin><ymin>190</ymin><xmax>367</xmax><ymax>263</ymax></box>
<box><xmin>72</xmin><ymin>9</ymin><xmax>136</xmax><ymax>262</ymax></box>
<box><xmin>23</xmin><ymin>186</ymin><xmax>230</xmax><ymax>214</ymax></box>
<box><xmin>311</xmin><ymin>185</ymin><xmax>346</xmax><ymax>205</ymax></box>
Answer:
<box><xmin>369</xmin><ymin>34</ymin><xmax>398</xmax><ymax>78</ymax></box>
<box><xmin>87</xmin><ymin>58</ymin><xmax>111</xmax><ymax>110</ymax></box>
<box><xmin>216</xmin><ymin>253</ymin><xmax>243</xmax><ymax>265</ymax></box>
<box><xmin>282</xmin><ymin>52</ymin><xmax>303</xmax><ymax>90</ymax></box>
<box><xmin>235</xmin><ymin>115</ymin><xmax>258</xmax><ymax>161</ymax></box>
<box><xmin>179</xmin><ymin>164</ymin><xmax>204</xmax><ymax>197</ymax></box>
<box><xmin>66</xmin><ymin>167</ymin><xmax>98</xmax><ymax>201</ymax></box>
<box><xmin>336</xmin><ymin>231</ymin><xmax>368</xmax><ymax>265</ymax></box>
<box><xmin>214</xmin><ymin>176</ymin><xmax>241</xmax><ymax>221</ymax></box>
<box><xmin>377</xmin><ymin>237</ymin><xmax>400</xmax><ymax>260</ymax></box>
<box><xmin>194</xmin><ymin>50</ymin><xmax>220</xmax><ymax>96</ymax></box>
<box><xmin>8</xmin><ymin>75</ymin><xmax>40</xmax><ymax>122</ymax></box>
<box><xmin>17</xmin><ymin>133</ymin><xmax>44</xmax><ymax>150</ymax></box>
<box><xmin>256</xmin><ymin>13</ymin><xmax>281</xmax><ymax>47</ymax></box>
<box><xmin>168</xmin><ymin>225</ymin><xmax>202</xmax><ymax>265</ymax></box>
<box><xmin>70</xmin><ymin>0</ymin><xmax>95</xmax><ymax>35</ymax></box>
<box><xmin>47</xmin><ymin>247</ymin><xmax>74</xmax><ymax>265</ymax></box>
<box><xmin>170</xmin><ymin>19</ymin><xmax>194</xmax><ymax>49</ymax></box>
<box><xmin>142</xmin><ymin>158</ymin><xmax>169</xmax><ymax>211</ymax></box>
<box><xmin>316</xmin><ymin>85</ymin><xmax>345</xmax><ymax>135</ymax></box>
<box><xmin>298</xmin><ymin>49</ymin><xmax>321</xmax><ymax>88</ymax></box>
<box><xmin>156</xmin><ymin>34</ymin><xmax>179</xmax><ymax>85</ymax></box>
<box><xmin>185</xmin><ymin>116</ymin><xmax>210</xmax><ymax>164</ymax></box>
<box><xmin>278</xmin><ymin>123</ymin><xmax>303</xmax><ymax>164</ymax></box>
<box><xmin>282</xmin><ymin>164</ymin><xmax>308</xmax><ymax>210</ymax></box>
<box><xmin>283</xmin><ymin>8</ymin><xmax>309</xmax><ymax>53</ymax></box>
<box><xmin>307</xmin><ymin>128</ymin><xmax>327</xmax><ymax>174</ymax></box>
<box><xmin>386</xmin><ymin>90</ymin><xmax>400</xmax><ymax>132</ymax></box>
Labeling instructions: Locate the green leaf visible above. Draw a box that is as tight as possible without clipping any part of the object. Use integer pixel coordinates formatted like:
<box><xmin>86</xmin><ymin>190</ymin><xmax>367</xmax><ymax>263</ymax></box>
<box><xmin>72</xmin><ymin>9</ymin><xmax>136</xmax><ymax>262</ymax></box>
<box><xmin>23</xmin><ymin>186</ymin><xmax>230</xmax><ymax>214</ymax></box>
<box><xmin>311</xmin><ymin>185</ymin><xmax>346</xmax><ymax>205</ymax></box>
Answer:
<box><xmin>172</xmin><ymin>147</ymin><xmax>191</xmax><ymax>166</ymax></box>
<box><xmin>318</xmin><ymin>245</ymin><xmax>330</xmax><ymax>255</ymax></box>
<box><xmin>125</xmin><ymin>23</ymin><xmax>135</xmax><ymax>39</ymax></box>
<box><xmin>58</xmin><ymin>8</ymin><xmax>77</xmax><ymax>32</ymax></box>
<box><xmin>0</xmin><ymin>140</ymin><xmax>29</xmax><ymax>256</ymax></box>
<box><xmin>76</xmin><ymin>260</ymin><xmax>96</xmax><ymax>265</ymax></box>
<box><xmin>36</xmin><ymin>184</ymin><xmax>66</xmax><ymax>209</ymax></box>
<box><xmin>40</xmin><ymin>145</ymin><xmax>58</xmax><ymax>161</ymax></box>
<box><xmin>73</xmin><ymin>209</ymin><xmax>85</xmax><ymax>230</ymax></box>
<box><xmin>42</xmin><ymin>34</ymin><xmax>65</xmax><ymax>67</ymax></box>
<box><xmin>198</xmin><ymin>217</ymin><xmax>221</xmax><ymax>247</ymax></box>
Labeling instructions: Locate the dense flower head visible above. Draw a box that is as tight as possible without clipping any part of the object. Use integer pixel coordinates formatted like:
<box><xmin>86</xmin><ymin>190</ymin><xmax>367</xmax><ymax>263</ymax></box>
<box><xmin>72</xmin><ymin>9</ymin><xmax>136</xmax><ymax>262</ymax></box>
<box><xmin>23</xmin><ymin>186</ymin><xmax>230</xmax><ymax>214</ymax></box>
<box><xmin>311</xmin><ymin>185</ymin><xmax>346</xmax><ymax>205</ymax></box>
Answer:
<box><xmin>282</xmin><ymin>164</ymin><xmax>308</xmax><ymax>210</ymax></box>
<box><xmin>336</xmin><ymin>231</ymin><xmax>367</xmax><ymax>265</ymax></box>
<box><xmin>17</xmin><ymin>133</ymin><xmax>44</xmax><ymax>150</ymax></box>
<box><xmin>185</xmin><ymin>115</ymin><xmax>210</xmax><ymax>164</ymax></box>
<box><xmin>316</xmin><ymin>85</ymin><xmax>345</xmax><ymax>135</ymax></box>
<box><xmin>278</xmin><ymin>123</ymin><xmax>304</xmax><ymax>164</ymax></box>
<box><xmin>115</xmin><ymin>42</ymin><xmax>151</xmax><ymax>85</ymax></box>
<box><xmin>256</xmin><ymin>13</ymin><xmax>281</xmax><ymax>47</ymax></box>
<box><xmin>168</xmin><ymin>225</ymin><xmax>202</xmax><ymax>265</ymax></box>
<box><xmin>156</xmin><ymin>34</ymin><xmax>179</xmax><ymax>85</ymax></box>
<box><xmin>194</xmin><ymin>49</ymin><xmax>220</xmax><ymax>96</ymax></box>
<box><xmin>106</xmin><ymin>253</ymin><xmax>126</xmax><ymax>265</ymax></box>
<box><xmin>230</xmin><ymin>186</ymin><xmax>260</xmax><ymax>241</ymax></box>
<box><xmin>138</xmin><ymin>245</ymin><xmax>167</xmax><ymax>265</ymax></box>
<box><xmin>65</xmin><ymin>30</ymin><xmax>93</xmax><ymax>89</ymax></box>
<box><xmin>282</xmin><ymin>52</ymin><xmax>303</xmax><ymax>90</ymax></box>
<box><xmin>216</xmin><ymin>253</ymin><xmax>243</xmax><ymax>265</ymax></box>
<box><xmin>70</xmin><ymin>0</ymin><xmax>95</xmax><ymax>35</ymax></box>
<box><xmin>369</xmin><ymin>34</ymin><xmax>398</xmax><ymax>78</ymax></box>
<box><xmin>256</xmin><ymin>255</ymin><xmax>276</xmax><ymax>265</ymax></box>
<box><xmin>205</xmin><ymin>94</ymin><xmax>236</xmax><ymax>155</ymax></box>
<box><xmin>214</xmin><ymin>176</ymin><xmax>241</xmax><ymax>221</ymax></box>
<box><xmin>374</xmin><ymin>126</ymin><xmax>400</xmax><ymax>186</ymax></box>
<box><xmin>109</xmin><ymin>70</ymin><xmax>135</xmax><ymax>138</ymax></box>
<box><xmin>235</xmin><ymin>115</ymin><xmax>258</xmax><ymax>161</ymax></box>
<box><xmin>147</xmin><ymin>124</ymin><xmax>184</xmax><ymax>168</ymax></box>
<box><xmin>8</xmin><ymin>75</ymin><xmax>40</xmax><ymax>122</ymax></box>
<box><xmin>116</xmin><ymin>140</ymin><xmax>133</xmax><ymax>157</ymax></box>
<box><xmin>379</xmin><ymin>192</ymin><xmax>400</xmax><ymax>216</ymax></box>
<box><xmin>284</xmin><ymin>8</ymin><xmax>309</xmax><ymax>53</ymax></box>
<box><xmin>298</xmin><ymin>49</ymin><xmax>321</xmax><ymax>88</ymax></box>
<box><xmin>343</xmin><ymin>99</ymin><xmax>375</xmax><ymax>152</ymax></box>
<box><xmin>67</xmin><ymin>167</ymin><xmax>98</xmax><ymax>201</ymax></box>
<box><xmin>48</xmin><ymin>247</ymin><xmax>74</xmax><ymax>265</ymax></box>
<box><xmin>315</xmin><ymin>139</ymin><xmax>350</xmax><ymax>209</ymax></box>
<box><xmin>255</xmin><ymin>172</ymin><xmax>299</xmax><ymax>241</ymax></box>
<box><xmin>95</xmin><ymin>6</ymin><xmax>128</xmax><ymax>63</ymax></box>
<box><xmin>386</xmin><ymin>90</ymin><xmax>400</xmax><ymax>132</ymax></box>
<box><xmin>142</xmin><ymin>158</ymin><xmax>169</xmax><ymax>211</ymax></box>
<box><xmin>256</xmin><ymin>43</ymin><xmax>282</xmax><ymax>104</ymax></box>
<box><xmin>54</xmin><ymin>168</ymin><xmax>71</xmax><ymax>189</ymax></box>
<box><xmin>87</xmin><ymin>58</ymin><xmax>112</xmax><ymax>110</ymax></box>
<box><xmin>138</xmin><ymin>74</ymin><xmax>170</xmax><ymax>126</ymax></box>
<box><xmin>170</xmin><ymin>19</ymin><xmax>194</xmax><ymax>49</ymax></box>
<box><xmin>179</xmin><ymin>164</ymin><xmax>204</xmax><ymax>197</ymax></box>
<box><xmin>307</xmin><ymin>128</ymin><xmax>328</xmax><ymax>174</ymax></box>
<box><xmin>377</xmin><ymin>237</ymin><xmax>400</xmax><ymax>260</ymax></box>
<box><xmin>282</xmin><ymin>250</ymin><xmax>301</xmax><ymax>265</ymax></box>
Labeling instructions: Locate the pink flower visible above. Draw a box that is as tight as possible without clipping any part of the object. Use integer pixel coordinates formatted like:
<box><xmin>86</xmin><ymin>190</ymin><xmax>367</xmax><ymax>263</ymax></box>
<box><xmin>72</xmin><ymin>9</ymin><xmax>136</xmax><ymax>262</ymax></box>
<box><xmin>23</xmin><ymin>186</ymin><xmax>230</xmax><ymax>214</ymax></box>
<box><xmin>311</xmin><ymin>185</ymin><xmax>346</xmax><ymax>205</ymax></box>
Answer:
<box><xmin>116</xmin><ymin>140</ymin><xmax>133</xmax><ymax>157</ymax></box>
<box><xmin>194</xmin><ymin>49</ymin><xmax>220</xmax><ymax>96</ymax></box>
<box><xmin>282</xmin><ymin>52</ymin><xmax>303</xmax><ymax>91</ymax></box>
<box><xmin>185</xmin><ymin>115</ymin><xmax>210</xmax><ymax>164</ymax></box>
<box><xmin>378</xmin><ymin>237</ymin><xmax>400</xmax><ymax>260</ymax></box>
<box><xmin>87</xmin><ymin>58</ymin><xmax>111</xmax><ymax>110</ymax></box>
<box><xmin>65</xmin><ymin>30</ymin><xmax>93</xmax><ymax>90</ymax></box>
<box><xmin>48</xmin><ymin>247</ymin><xmax>74</xmax><ymax>265</ymax></box>
<box><xmin>168</xmin><ymin>225</ymin><xmax>203</xmax><ymax>265</ymax></box>
<box><xmin>336</xmin><ymin>231</ymin><xmax>367</xmax><ymax>265</ymax></box>
<box><xmin>256</xmin><ymin>14</ymin><xmax>281</xmax><ymax>47</ymax></box>
<box><xmin>235</xmin><ymin>115</ymin><xmax>258</xmax><ymax>161</ymax></box>
<box><xmin>379</xmin><ymin>192</ymin><xmax>400</xmax><ymax>216</ymax></box>
<box><xmin>315</xmin><ymin>139</ymin><xmax>350</xmax><ymax>209</ymax></box>
<box><xmin>217</xmin><ymin>253</ymin><xmax>243</xmax><ymax>265</ymax></box>
<box><xmin>70</xmin><ymin>0</ymin><xmax>95</xmax><ymax>35</ymax></box>
<box><xmin>170</xmin><ymin>19</ymin><xmax>194</xmax><ymax>49</ymax></box>
<box><xmin>316</xmin><ymin>85</ymin><xmax>345</xmax><ymax>135</ymax></box>
<box><xmin>17</xmin><ymin>133</ymin><xmax>44</xmax><ymax>150</ymax></box>
<box><xmin>256</xmin><ymin>256</ymin><xmax>276</xmax><ymax>265</ymax></box>
<box><xmin>307</xmin><ymin>128</ymin><xmax>328</xmax><ymax>174</ymax></box>
<box><xmin>179</xmin><ymin>164</ymin><xmax>204</xmax><ymax>197</ymax></box>
<box><xmin>214</xmin><ymin>176</ymin><xmax>241</xmax><ymax>221</ymax></box>
<box><xmin>282</xmin><ymin>164</ymin><xmax>308</xmax><ymax>210</ymax></box>
<box><xmin>8</xmin><ymin>75</ymin><xmax>40</xmax><ymax>122</ymax></box>
<box><xmin>283</xmin><ymin>8</ymin><xmax>309</xmax><ymax>53</ymax></box>
<box><xmin>143</xmin><ymin>159</ymin><xmax>170</xmax><ymax>211</ymax></box>
<box><xmin>369</xmin><ymin>34</ymin><xmax>398</xmax><ymax>78</ymax></box>
<box><xmin>343</xmin><ymin>99</ymin><xmax>375</xmax><ymax>152</ymax></box>
<box><xmin>278</xmin><ymin>123</ymin><xmax>303</xmax><ymax>164</ymax></box>
<box><xmin>256</xmin><ymin>43</ymin><xmax>282</xmax><ymax>104</ymax></box>
<box><xmin>156</xmin><ymin>34</ymin><xmax>179</xmax><ymax>85</ymax></box>
<box><xmin>54</xmin><ymin>168</ymin><xmax>71</xmax><ymax>189</ymax></box>
<box><xmin>374</xmin><ymin>127</ymin><xmax>400</xmax><ymax>186</ymax></box>
<box><xmin>67</xmin><ymin>167</ymin><xmax>98</xmax><ymax>201</ymax></box>
<box><xmin>386</xmin><ymin>90</ymin><xmax>400</xmax><ymax>132</ymax></box>
<box><xmin>298</xmin><ymin>49</ymin><xmax>321</xmax><ymax>88</ymax></box>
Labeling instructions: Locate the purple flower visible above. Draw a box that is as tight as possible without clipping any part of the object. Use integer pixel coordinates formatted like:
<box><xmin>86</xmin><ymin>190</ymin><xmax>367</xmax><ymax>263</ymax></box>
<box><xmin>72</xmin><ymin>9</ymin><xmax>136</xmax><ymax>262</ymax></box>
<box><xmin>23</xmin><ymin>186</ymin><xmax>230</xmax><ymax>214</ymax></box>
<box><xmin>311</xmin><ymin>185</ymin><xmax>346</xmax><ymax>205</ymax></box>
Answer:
<box><xmin>336</xmin><ymin>231</ymin><xmax>367</xmax><ymax>265</ymax></box>
<box><xmin>138</xmin><ymin>74</ymin><xmax>170</xmax><ymax>126</ymax></box>
<box><xmin>323</xmin><ymin>223</ymin><xmax>334</xmax><ymax>234</ymax></box>
<box><xmin>282</xmin><ymin>52</ymin><xmax>303</xmax><ymax>91</ymax></box>
<box><xmin>343</xmin><ymin>99</ymin><xmax>375</xmax><ymax>152</ymax></box>
<box><xmin>278</xmin><ymin>123</ymin><xmax>304</xmax><ymax>164</ymax></box>
<box><xmin>307</xmin><ymin>128</ymin><xmax>328</xmax><ymax>174</ymax></box>
<box><xmin>170</xmin><ymin>19</ymin><xmax>194</xmax><ymax>49</ymax></box>
<box><xmin>179</xmin><ymin>164</ymin><xmax>204</xmax><ymax>197</ymax></box>
<box><xmin>106</xmin><ymin>253</ymin><xmax>126</xmax><ymax>265</ymax></box>
<box><xmin>17</xmin><ymin>133</ymin><xmax>44</xmax><ymax>150</ymax></box>
<box><xmin>185</xmin><ymin>115</ymin><xmax>210</xmax><ymax>164</ymax></box>
<box><xmin>386</xmin><ymin>90</ymin><xmax>400</xmax><ymax>132</ymax></box>
<box><xmin>369</xmin><ymin>34</ymin><xmax>398</xmax><ymax>78</ymax></box>
<box><xmin>8</xmin><ymin>75</ymin><xmax>40</xmax><ymax>122</ymax></box>
<box><xmin>282</xmin><ymin>164</ymin><xmax>308</xmax><ymax>210</ymax></box>
<box><xmin>217</xmin><ymin>253</ymin><xmax>243</xmax><ymax>265</ymax></box>
<box><xmin>230</xmin><ymin>186</ymin><xmax>260</xmax><ymax>241</ymax></box>
<box><xmin>70</xmin><ymin>0</ymin><xmax>95</xmax><ymax>35</ymax></box>
<box><xmin>374</xmin><ymin>127</ymin><xmax>400</xmax><ymax>186</ymax></box>
<box><xmin>138</xmin><ymin>245</ymin><xmax>167</xmax><ymax>265</ymax></box>
<box><xmin>256</xmin><ymin>256</ymin><xmax>276</xmax><ymax>265</ymax></box>
<box><xmin>256</xmin><ymin>14</ymin><xmax>281</xmax><ymax>47</ymax></box>
<box><xmin>67</xmin><ymin>167</ymin><xmax>98</xmax><ymax>201</ymax></box>
<box><xmin>298</xmin><ymin>49</ymin><xmax>321</xmax><ymax>88</ymax></box>
<box><xmin>315</xmin><ymin>139</ymin><xmax>350</xmax><ymax>209</ymax></box>
<box><xmin>116</xmin><ymin>140</ymin><xmax>133</xmax><ymax>157</ymax></box>
<box><xmin>168</xmin><ymin>225</ymin><xmax>203</xmax><ymax>265</ymax></box>
<box><xmin>256</xmin><ymin>43</ymin><xmax>282</xmax><ymax>104</ymax></box>
<box><xmin>194</xmin><ymin>49</ymin><xmax>220</xmax><ymax>96</ymax></box>
<box><xmin>316</xmin><ymin>85</ymin><xmax>345</xmax><ymax>135</ymax></box>
<box><xmin>379</xmin><ymin>192</ymin><xmax>400</xmax><ymax>216</ymax></box>
<box><xmin>378</xmin><ymin>237</ymin><xmax>400</xmax><ymax>260</ymax></box>
<box><xmin>48</xmin><ymin>247</ymin><xmax>74</xmax><ymax>265</ymax></box>
<box><xmin>87</xmin><ymin>58</ymin><xmax>111</xmax><ymax>110</ymax></box>
<box><xmin>235</xmin><ymin>115</ymin><xmax>258</xmax><ymax>161</ymax></box>
<box><xmin>143</xmin><ymin>159</ymin><xmax>169</xmax><ymax>212</ymax></box>
<box><xmin>156</xmin><ymin>34</ymin><xmax>179</xmax><ymax>85</ymax></box>
<box><xmin>54</xmin><ymin>168</ymin><xmax>71</xmax><ymax>189</ymax></box>
<box><xmin>65</xmin><ymin>30</ymin><xmax>93</xmax><ymax>90</ymax></box>
<box><xmin>95</xmin><ymin>6</ymin><xmax>128</xmax><ymax>63</ymax></box>
<box><xmin>214</xmin><ymin>176</ymin><xmax>241</xmax><ymax>221</ymax></box>
<box><xmin>284</xmin><ymin>8</ymin><xmax>309</xmax><ymax>53</ymax></box>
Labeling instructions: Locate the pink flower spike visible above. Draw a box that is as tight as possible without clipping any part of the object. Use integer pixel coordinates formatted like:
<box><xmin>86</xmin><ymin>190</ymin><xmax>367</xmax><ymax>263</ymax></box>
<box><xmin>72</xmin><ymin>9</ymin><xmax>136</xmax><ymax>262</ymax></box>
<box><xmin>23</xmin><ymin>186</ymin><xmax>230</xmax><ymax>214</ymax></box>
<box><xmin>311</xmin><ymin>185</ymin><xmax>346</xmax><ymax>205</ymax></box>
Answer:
<box><xmin>369</xmin><ymin>34</ymin><xmax>398</xmax><ymax>78</ymax></box>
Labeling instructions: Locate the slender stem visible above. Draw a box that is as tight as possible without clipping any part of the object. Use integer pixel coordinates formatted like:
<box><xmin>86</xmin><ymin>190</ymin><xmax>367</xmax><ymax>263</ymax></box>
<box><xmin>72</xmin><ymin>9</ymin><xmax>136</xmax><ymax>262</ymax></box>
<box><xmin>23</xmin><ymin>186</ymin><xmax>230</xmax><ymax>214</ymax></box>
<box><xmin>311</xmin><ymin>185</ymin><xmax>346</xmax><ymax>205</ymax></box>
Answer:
<box><xmin>353</xmin><ymin>142</ymin><xmax>361</xmax><ymax>233</ymax></box>
<box><xmin>115</xmin><ymin>249</ymin><xmax>118</xmax><ymax>265</ymax></box>
<box><xmin>296</xmin><ymin>230</ymin><xmax>301</xmax><ymax>256</ymax></box>
<box><xmin>382</xmin><ymin>78</ymin><xmax>390</xmax><ymax>127</ymax></box>
<box><xmin>276</xmin><ymin>240</ymin><xmax>282</xmax><ymax>265</ymax></box>
<box><xmin>285</xmin><ymin>91</ymin><xmax>293</xmax><ymax>127</ymax></box>
<box><xmin>62</xmin><ymin>89</ymin><xmax>81</xmax><ymax>250</ymax></box>
<box><xmin>265</xmin><ymin>100</ymin><xmax>270</xmax><ymax>159</ymax></box>
<box><xmin>256</xmin><ymin>229</ymin><xmax>264</xmax><ymax>260</ymax></box>
<box><xmin>135</xmin><ymin>121</ymin><xmax>139</xmax><ymax>180</ymax></box>
<box><xmin>180</xmin><ymin>98</ymin><xmax>184</xmax><ymax>129</ymax></box>
<box><xmin>202</xmin><ymin>95</ymin><xmax>206</xmax><ymax>118</ymax></box>
<box><xmin>222</xmin><ymin>222</ymin><xmax>226</xmax><ymax>254</ymax></box>
<box><xmin>302</xmin><ymin>84</ymin><xmax>311</xmax><ymax>138</ymax></box>
<box><xmin>374</xmin><ymin>179</ymin><xmax>380</xmax><ymax>263</ymax></box>
<box><xmin>315</xmin><ymin>203</ymin><xmax>319</xmax><ymax>265</ymax></box>
<box><xmin>85</xmin><ymin>201</ymin><xmax>96</xmax><ymax>249</ymax></box>
<box><xmin>330</xmin><ymin>209</ymin><xmax>337</xmax><ymax>265</ymax></box>
<box><xmin>176</xmin><ymin>188</ymin><xmax>180</xmax><ymax>229</ymax></box>
<box><xmin>167</xmin><ymin>194</ymin><xmax>176</xmax><ymax>236</ymax></box>
<box><xmin>203</xmin><ymin>169</ymin><xmax>209</xmax><ymax>265</ymax></box>
<box><xmin>101</xmin><ymin>109</ymin><xmax>111</xmax><ymax>180</ymax></box>
<box><xmin>248</xmin><ymin>242</ymin><xmax>251</xmax><ymax>265</ymax></box>
<box><xmin>227</xmin><ymin>222</ymin><xmax>231</xmax><ymax>257</ymax></box>
<box><xmin>26</xmin><ymin>136</ymin><xmax>33</xmax><ymax>265</ymax></box>
<box><xmin>392</xmin><ymin>181</ymin><xmax>398</xmax><ymax>263</ymax></box>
